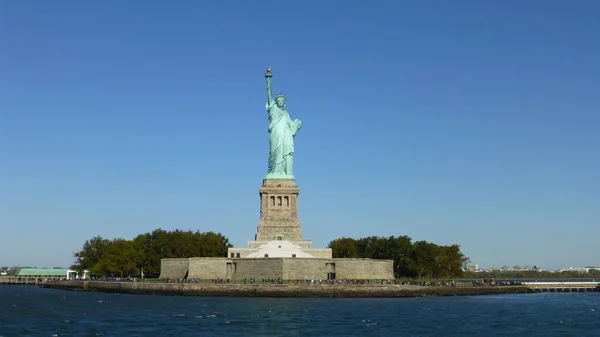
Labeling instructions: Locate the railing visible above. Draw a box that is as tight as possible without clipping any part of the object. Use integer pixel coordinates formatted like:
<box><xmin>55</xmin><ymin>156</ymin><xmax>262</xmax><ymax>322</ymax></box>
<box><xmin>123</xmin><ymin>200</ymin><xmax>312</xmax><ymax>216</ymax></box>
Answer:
<box><xmin>0</xmin><ymin>276</ymin><xmax>69</xmax><ymax>285</ymax></box>
<box><xmin>523</xmin><ymin>281</ymin><xmax>600</xmax><ymax>290</ymax></box>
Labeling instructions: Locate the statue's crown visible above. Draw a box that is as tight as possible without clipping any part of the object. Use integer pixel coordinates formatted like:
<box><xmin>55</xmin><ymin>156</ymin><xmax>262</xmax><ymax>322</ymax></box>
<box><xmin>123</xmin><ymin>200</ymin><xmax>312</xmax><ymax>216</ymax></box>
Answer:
<box><xmin>275</xmin><ymin>93</ymin><xmax>286</xmax><ymax>100</ymax></box>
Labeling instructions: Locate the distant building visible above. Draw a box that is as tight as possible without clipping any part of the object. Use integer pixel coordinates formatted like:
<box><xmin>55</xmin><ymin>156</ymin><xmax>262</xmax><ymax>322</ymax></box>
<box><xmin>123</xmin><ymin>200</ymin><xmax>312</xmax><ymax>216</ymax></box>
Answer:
<box><xmin>562</xmin><ymin>266</ymin><xmax>600</xmax><ymax>273</ymax></box>
<box><xmin>466</xmin><ymin>264</ymin><xmax>479</xmax><ymax>272</ymax></box>
<box><xmin>17</xmin><ymin>268</ymin><xmax>88</xmax><ymax>279</ymax></box>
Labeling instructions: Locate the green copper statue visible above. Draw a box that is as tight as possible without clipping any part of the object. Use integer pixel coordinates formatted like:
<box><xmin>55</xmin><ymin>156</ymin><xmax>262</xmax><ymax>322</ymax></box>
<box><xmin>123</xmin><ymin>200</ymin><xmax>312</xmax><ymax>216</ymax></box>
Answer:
<box><xmin>264</xmin><ymin>68</ymin><xmax>302</xmax><ymax>179</ymax></box>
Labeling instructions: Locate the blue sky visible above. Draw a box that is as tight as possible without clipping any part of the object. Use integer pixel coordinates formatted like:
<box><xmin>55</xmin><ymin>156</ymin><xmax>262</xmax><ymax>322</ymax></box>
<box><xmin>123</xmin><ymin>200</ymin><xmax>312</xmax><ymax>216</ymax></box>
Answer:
<box><xmin>1</xmin><ymin>1</ymin><xmax>599</xmax><ymax>270</ymax></box>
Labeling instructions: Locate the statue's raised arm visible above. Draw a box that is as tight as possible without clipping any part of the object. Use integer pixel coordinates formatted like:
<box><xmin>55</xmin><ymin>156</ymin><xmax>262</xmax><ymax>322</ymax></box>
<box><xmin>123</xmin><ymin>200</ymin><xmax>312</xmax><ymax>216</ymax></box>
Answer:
<box><xmin>265</xmin><ymin>67</ymin><xmax>273</xmax><ymax>103</ymax></box>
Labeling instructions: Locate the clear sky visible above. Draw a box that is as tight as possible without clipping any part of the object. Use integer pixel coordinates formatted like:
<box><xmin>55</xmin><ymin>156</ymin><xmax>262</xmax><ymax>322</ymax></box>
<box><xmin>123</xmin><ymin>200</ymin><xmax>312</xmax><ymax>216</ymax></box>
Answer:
<box><xmin>1</xmin><ymin>1</ymin><xmax>599</xmax><ymax>270</ymax></box>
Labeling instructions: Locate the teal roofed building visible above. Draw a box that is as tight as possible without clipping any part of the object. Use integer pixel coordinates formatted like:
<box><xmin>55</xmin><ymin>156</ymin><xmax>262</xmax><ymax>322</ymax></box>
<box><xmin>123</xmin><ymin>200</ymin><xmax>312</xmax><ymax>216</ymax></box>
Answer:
<box><xmin>17</xmin><ymin>268</ymin><xmax>86</xmax><ymax>279</ymax></box>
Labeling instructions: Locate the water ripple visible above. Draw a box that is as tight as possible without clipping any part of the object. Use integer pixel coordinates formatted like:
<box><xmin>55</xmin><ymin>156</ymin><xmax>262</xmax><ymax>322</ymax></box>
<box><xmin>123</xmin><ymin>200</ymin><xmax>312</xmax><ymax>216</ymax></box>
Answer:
<box><xmin>0</xmin><ymin>286</ymin><xmax>598</xmax><ymax>336</ymax></box>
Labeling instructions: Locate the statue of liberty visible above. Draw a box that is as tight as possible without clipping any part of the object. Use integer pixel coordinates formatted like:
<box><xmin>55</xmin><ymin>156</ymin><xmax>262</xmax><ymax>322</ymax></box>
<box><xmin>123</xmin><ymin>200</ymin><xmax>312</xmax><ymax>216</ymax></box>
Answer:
<box><xmin>264</xmin><ymin>68</ymin><xmax>302</xmax><ymax>179</ymax></box>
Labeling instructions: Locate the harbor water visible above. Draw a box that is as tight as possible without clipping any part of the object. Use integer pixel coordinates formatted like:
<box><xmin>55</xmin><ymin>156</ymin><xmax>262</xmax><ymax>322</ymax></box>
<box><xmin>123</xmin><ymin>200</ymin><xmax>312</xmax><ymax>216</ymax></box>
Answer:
<box><xmin>0</xmin><ymin>285</ymin><xmax>598</xmax><ymax>336</ymax></box>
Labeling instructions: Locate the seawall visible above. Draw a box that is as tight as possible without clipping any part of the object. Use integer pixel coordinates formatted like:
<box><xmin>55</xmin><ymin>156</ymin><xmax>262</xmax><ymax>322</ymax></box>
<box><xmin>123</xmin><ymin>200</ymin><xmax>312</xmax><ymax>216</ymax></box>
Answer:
<box><xmin>43</xmin><ymin>281</ymin><xmax>532</xmax><ymax>298</ymax></box>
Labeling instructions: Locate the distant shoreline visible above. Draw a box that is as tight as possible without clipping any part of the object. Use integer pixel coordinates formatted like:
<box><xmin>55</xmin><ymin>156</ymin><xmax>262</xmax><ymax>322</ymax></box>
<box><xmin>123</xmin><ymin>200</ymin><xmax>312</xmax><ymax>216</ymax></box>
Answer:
<box><xmin>43</xmin><ymin>280</ymin><xmax>532</xmax><ymax>298</ymax></box>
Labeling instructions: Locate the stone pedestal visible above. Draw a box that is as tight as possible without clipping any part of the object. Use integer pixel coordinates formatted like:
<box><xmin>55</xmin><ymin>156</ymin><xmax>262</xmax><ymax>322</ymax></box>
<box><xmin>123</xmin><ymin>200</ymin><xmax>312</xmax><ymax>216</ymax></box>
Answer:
<box><xmin>255</xmin><ymin>179</ymin><xmax>303</xmax><ymax>241</ymax></box>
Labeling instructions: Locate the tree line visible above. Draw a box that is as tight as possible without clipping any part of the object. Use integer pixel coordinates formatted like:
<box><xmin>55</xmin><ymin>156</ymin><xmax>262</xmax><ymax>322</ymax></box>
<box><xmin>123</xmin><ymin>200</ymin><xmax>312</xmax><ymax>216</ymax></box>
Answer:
<box><xmin>71</xmin><ymin>229</ymin><xmax>231</xmax><ymax>277</ymax></box>
<box><xmin>327</xmin><ymin>236</ymin><xmax>469</xmax><ymax>279</ymax></box>
<box><xmin>72</xmin><ymin>230</ymin><xmax>468</xmax><ymax>279</ymax></box>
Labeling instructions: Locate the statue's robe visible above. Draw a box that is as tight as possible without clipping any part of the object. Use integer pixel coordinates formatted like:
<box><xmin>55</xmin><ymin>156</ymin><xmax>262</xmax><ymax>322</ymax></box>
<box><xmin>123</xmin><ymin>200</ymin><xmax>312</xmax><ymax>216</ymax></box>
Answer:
<box><xmin>266</xmin><ymin>100</ymin><xmax>301</xmax><ymax>177</ymax></box>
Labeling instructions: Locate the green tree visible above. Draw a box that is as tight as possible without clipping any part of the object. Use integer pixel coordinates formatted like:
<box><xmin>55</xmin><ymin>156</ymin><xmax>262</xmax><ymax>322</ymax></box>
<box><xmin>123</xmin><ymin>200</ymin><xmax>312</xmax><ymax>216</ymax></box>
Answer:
<box><xmin>198</xmin><ymin>231</ymin><xmax>232</xmax><ymax>257</ymax></box>
<box><xmin>436</xmin><ymin>245</ymin><xmax>467</xmax><ymax>278</ymax></box>
<box><xmin>169</xmin><ymin>229</ymin><xmax>200</xmax><ymax>258</ymax></box>
<box><xmin>326</xmin><ymin>235</ymin><xmax>468</xmax><ymax>279</ymax></box>
<box><xmin>145</xmin><ymin>228</ymin><xmax>174</xmax><ymax>273</ymax></box>
<box><xmin>386</xmin><ymin>236</ymin><xmax>416</xmax><ymax>278</ymax></box>
<box><xmin>73</xmin><ymin>229</ymin><xmax>234</xmax><ymax>277</ymax></box>
<box><xmin>355</xmin><ymin>236</ymin><xmax>380</xmax><ymax>258</ymax></box>
<box><xmin>327</xmin><ymin>237</ymin><xmax>359</xmax><ymax>258</ymax></box>
<box><xmin>71</xmin><ymin>236</ymin><xmax>110</xmax><ymax>272</ymax></box>
<box><xmin>411</xmin><ymin>240</ymin><xmax>439</xmax><ymax>279</ymax></box>
<box><xmin>132</xmin><ymin>233</ymin><xmax>153</xmax><ymax>276</ymax></box>
<box><xmin>94</xmin><ymin>239</ymin><xmax>141</xmax><ymax>277</ymax></box>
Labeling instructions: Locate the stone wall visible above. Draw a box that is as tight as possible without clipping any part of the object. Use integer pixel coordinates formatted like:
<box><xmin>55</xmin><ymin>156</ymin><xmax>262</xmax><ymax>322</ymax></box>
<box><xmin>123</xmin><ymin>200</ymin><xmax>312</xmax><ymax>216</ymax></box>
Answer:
<box><xmin>44</xmin><ymin>280</ymin><xmax>533</xmax><ymax>298</ymax></box>
<box><xmin>159</xmin><ymin>259</ymin><xmax>189</xmax><ymax>279</ymax></box>
<box><xmin>333</xmin><ymin>259</ymin><xmax>394</xmax><ymax>280</ymax></box>
<box><xmin>303</xmin><ymin>248</ymin><xmax>332</xmax><ymax>259</ymax></box>
<box><xmin>188</xmin><ymin>258</ymin><xmax>231</xmax><ymax>279</ymax></box>
<box><xmin>282</xmin><ymin>258</ymin><xmax>331</xmax><ymax>280</ymax></box>
<box><xmin>160</xmin><ymin>257</ymin><xmax>394</xmax><ymax>281</ymax></box>
<box><xmin>233</xmin><ymin>258</ymin><xmax>284</xmax><ymax>280</ymax></box>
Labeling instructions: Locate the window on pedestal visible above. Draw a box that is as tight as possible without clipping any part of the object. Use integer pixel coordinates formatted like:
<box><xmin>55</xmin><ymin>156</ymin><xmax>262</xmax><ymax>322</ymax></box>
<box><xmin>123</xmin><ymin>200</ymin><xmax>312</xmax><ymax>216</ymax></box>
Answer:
<box><xmin>264</xmin><ymin>254</ymin><xmax>269</xmax><ymax>257</ymax></box>
<box><xmin>277</xmin><ymin>236</ymin><xmax>282</xmax><ymax>241</ymax></box>
<box><xmin>284</xmin><ymin>196</ymin><xmax>289</xmax><ymax>207</ymax></box>
<box><xmin>236</xmin><ymin>253</ymin><xmax>240</xmax><ymax>258</ymax></box>
<box><xmin>292</xmin><ymin>254</ymin><xmax>296</xmax><ymax>258</ymax></box>
<box><xmin>230</xmin><ymin>253</ymin><xmax>234</xmax><ymax>258</ymax></box>
<box><xmin>270</xmin><ymin>196</ymin><xmax>275</xmax><ymax>206</ymax></box>
<box><xmin>277</xmin><ymin>196</ymin><xmax>282</xmax><ymax>206</ymax></box>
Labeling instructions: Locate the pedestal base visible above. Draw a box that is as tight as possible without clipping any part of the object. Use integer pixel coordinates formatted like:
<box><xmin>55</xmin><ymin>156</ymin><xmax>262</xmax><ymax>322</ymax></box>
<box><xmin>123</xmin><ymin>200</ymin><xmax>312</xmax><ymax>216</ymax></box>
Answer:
<box><xmin>255</xmin><ymin>179</ymin><xmax>303</xmax><ymax>242</ymax></box>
